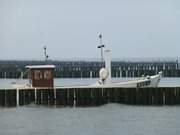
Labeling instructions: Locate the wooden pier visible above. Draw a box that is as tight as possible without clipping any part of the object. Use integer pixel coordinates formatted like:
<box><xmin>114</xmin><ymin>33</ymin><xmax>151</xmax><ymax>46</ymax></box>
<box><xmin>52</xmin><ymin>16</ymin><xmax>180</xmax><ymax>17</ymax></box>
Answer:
<box><xmin>0</xmin><ymin>87</ymin><xmax>180</xmax><ymax>107</ymax></box>
<box><xmin>0</xmin><ymin>60</ymin><xmax>180</xmax><ymax>78</ymax></box>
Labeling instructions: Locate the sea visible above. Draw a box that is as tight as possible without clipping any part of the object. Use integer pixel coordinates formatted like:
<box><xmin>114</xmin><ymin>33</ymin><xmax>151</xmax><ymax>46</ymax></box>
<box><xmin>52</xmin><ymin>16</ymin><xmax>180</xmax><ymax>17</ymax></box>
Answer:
<box><xmin>0</xmin><ymin>78</ymin><xmax>180</xmax><ymax>135</ymax></box>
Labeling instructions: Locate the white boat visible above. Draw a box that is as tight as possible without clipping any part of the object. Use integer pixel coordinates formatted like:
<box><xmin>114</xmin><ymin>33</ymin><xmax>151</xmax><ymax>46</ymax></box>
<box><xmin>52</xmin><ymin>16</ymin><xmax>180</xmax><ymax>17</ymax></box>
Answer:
<box><xmin>11</xmin><ymin>49</ymin><xmax>162</xmax><ymax>89</ymax></box>
<box><xmin>91</xmin><ymin>70</ymin><xmax>162</xmax><ymax>88</ymax></box>
<box><xmin>91</xmin><ymin>49</ymin><xmax>162</xmax><ymax>88</ymax></box>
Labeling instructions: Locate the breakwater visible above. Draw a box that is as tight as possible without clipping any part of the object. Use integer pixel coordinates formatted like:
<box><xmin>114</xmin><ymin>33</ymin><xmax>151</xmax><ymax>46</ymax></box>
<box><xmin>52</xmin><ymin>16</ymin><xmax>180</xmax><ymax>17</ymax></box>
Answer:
<box><xmin>0</xmin><ymin>87</ymin><xmax>180</xmax><ymax>107</ymax></box>
<box><xmin>0</xmin><ymin>60</ymin><xmax>180</xmax><ymax>78</ymax></box>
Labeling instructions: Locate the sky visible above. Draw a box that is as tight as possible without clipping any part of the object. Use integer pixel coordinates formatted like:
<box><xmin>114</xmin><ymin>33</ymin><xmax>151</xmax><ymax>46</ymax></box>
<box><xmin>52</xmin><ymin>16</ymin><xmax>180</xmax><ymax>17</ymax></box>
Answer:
<box><xmin>0</xmin><ymin>0</ymin><xmax>180</xmax><ymax>60</ymax></box>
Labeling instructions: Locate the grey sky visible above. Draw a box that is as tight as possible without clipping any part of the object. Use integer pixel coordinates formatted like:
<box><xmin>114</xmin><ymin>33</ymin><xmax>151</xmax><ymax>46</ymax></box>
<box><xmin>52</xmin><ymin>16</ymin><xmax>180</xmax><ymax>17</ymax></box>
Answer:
<box><xmin>0</xmin><ymin>0</ymin><xmax>180</xmax><ymax>60</ymax></box>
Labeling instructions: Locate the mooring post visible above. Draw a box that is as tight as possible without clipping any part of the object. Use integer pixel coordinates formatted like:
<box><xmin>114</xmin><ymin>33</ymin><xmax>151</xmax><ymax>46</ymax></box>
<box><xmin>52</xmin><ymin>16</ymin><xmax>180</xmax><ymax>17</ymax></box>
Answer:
<box><xmin>163</xmin><ymin>89</ymin><xmax>165</xmax><ymax>105</ymax></box>
<box><xmin>54</xmin><ymin>88</ymin><xmax>56</xmax><ymax>105</ymax></box>
<box><xmin>74</xmin><ymin>88</ymin><xmax>76</xmax><ymax>107</ymax></box>
<box><xmin>35</xmin><ymin>88</ymin><xmax>37</xmax><ymax>104</ymax></box>
<box><xmin>16</xmin><ymin>89</ymin><xmax>19</xmax><ymax>106</ymax></box>
<box><xmin>4</xmin><ymin>89</ymin><xmax>6</xmax><ymax>107</ymax></box>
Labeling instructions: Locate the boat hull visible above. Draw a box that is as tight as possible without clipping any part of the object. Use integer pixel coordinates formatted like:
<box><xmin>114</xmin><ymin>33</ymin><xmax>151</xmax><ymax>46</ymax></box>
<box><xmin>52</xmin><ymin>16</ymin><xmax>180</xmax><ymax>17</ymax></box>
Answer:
<box><xmin>92</xmin><ymin>72</ymin><xmax>162</xmax><ymax>88</ymax></box>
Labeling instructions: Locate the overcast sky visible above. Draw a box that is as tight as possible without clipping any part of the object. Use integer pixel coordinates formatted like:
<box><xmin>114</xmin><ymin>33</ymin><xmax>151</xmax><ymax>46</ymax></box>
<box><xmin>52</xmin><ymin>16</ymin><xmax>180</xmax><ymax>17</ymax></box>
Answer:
<box><xmin>0</xmin><ymin>0</ymin><xmax>180</xmax><ymax>60</ymax></box>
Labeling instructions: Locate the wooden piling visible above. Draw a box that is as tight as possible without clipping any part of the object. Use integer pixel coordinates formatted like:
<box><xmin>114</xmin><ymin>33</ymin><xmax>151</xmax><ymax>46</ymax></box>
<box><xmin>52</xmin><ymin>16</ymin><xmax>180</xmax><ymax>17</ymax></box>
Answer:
<box><xmin>125</xmin><ymin>88</ymin><xmax>135</xmax><ymax>105</ymax></box>
<box><xmin>177</xmin><ymin>87</ymin><xmax>180</xmax><ymax>104</ymax></box>
<box><xmin>91</xmin><ymin>88</ymin><xmax>103</xmax><ymax>106</ymax></box>
<box><xmin>153</xmin><ymin>88</ymin><xmax>164</xmax><ymax>105</ymax></box>
<box><xmin>66</xmin><ymin>88</ymin><xmax>74</xmax><ymax>106</ymax></box>
<box><xmin>141</xmin><ymin>88</ymin><xmax>149</xmax><ymax>105</ymax></box>
<box><xmin>75</xmin><ymin>88</ymin><xmax>91</xmax><ymax>106</ymax></box>
<box><xmin>19</xmin><ymin>90</ymin><xmax>25</xmax><ymax>105</ymax></box>
<box><xmin>19</xmin><ymin>89</ymin><xmax>35</xmax><ymax>106</ymax></box>
<box><xmin>135</xmin><ymin>88</ymin><xmax>142</xmax><ymax>105</ymax></box>
<box><xmin>1</xmin><ymin>86</ymin><xmax>180</xmax><ymax>107</ymax></box>
<box><xmin>108</xmin><ymin>88</ymin><xmax>116</xmax><ymax>103</ymax></box>
<box><xmin>117</xmin><ymin>88</ymin><xmax>125</xmax><ymax>103</ymax></box>
<box><xmin>102</xmin><ymin>88</ymin><xmax>109</xmax><ymax>104</ymax></box>
<box><xmin>5</xmin><ymin>90</ymin><xmax>16</xmax><ymax>107</ymax></box>
<box><xmin>0</xmin><ymin>90</ymin><xmax>5</xmax><ymax>106</ymax></box>
<box><xmin>56</xmin><ymin>88</ymin><xmax>67</xmax><ymax>106</ymax></box>
<box><xmin>36</xmin><ymin>89</ymin><xmax>42</xmax><ymax>105</ymax></box>
<box><xmin>164</xmin><ymin>87</ymin><xmax>176</xmax><ymax>105</ymax></box>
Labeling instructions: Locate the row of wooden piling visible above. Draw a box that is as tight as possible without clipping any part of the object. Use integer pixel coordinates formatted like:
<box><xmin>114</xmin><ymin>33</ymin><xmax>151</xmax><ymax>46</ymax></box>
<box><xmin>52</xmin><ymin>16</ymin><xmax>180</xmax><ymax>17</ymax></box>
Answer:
<box><xmin>0</xmin><ymin>87</ymin><xmax>180</xmax><ymax>107</ymax></box>
<box><xmin>0</xmin><ymin>61</ymin><xmax>179</xmax><ymax>78</ymax></box>
<box><xmin>1</xmin><ymin>69</ymin><xmax>180</xmax><ymax>78</ymax></box>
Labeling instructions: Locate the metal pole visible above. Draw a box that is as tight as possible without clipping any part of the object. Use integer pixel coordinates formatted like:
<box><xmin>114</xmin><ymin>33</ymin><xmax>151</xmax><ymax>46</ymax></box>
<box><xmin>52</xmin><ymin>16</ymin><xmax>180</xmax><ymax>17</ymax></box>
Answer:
<box><xmin>44</xmin><ymin>46</ymin><xmax>47</xmax><ymax>62</ymax></box>
<box><xmin>99</xmin><ymin>34</ymin><xmax>103</xmax><ymax>64</ymax></box>
<box><xmin>44</xmin><ymin>46</ymin><xmax>48</xmax><ymax>62</ymax></box>
<box><xmin>101</xmin><ymin>47</ymin><xmax>103</xmax><ymax>64</ymax></box>
<box><xmin>97</xmin><ymin>34</ymin><xmax>105</xmax><ymax>67</ymax></box>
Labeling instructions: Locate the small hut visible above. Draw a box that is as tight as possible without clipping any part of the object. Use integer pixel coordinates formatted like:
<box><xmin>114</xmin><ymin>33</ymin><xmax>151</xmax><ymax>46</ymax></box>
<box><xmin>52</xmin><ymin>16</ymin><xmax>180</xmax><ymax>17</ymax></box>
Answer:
<box><xmin>26</xmin><ymin>65</ymin><xmax>55</xmax><ymax>87</ymax></box>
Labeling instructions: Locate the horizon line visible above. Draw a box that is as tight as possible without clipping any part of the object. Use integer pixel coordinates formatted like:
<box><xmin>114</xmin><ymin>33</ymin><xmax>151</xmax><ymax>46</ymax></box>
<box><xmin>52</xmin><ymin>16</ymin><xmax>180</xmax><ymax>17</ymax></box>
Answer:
<box><xmin>0</xmin><ymin>57</ymin><xmax>179</xmax><ymax>62</ymax></box>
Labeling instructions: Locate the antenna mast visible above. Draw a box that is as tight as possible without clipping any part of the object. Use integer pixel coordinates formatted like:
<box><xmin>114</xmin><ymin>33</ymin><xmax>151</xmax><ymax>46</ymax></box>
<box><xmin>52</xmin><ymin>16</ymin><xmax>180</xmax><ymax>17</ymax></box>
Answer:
<box><xmin>97</xmin><ymin>34</ymin><xmax>105</xmax><ymax>67</ymax></box>
<box><xmin>43</xmin><ymin>46</ymin><xmax>49</xmax><ymax>62</ymax></box>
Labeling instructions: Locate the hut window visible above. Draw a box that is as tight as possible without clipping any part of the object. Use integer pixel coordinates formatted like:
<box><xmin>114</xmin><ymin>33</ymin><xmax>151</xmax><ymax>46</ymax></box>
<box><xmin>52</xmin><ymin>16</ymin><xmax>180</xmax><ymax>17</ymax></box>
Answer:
<box><xmin>34</xmin><ymin>70</ymin><xmax>42</xmax><ymax>80</ymax></box>
<box><xmin>44</xmin><ymin>70</ymin><xmax>51</xmax><ymax>79</ymax></box>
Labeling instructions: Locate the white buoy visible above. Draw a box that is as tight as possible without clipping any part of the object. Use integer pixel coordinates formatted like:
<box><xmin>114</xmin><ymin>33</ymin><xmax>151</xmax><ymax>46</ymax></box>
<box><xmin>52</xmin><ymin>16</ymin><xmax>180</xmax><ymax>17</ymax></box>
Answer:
<box><xmin>99</xmin><ymin>68</ymin><xmax>109</xmax><ymax>80</ymax></box>
<box><xmin>98</xmin><ymin>68</ymin><xmax>109</xmax><ymax>84</ymax></box>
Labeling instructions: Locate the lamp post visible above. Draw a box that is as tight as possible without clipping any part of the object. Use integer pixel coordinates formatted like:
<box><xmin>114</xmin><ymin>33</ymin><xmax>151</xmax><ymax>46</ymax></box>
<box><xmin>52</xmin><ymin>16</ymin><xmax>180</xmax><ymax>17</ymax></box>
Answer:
<box><xmin>97</xmin><ymin>34</ymin><xmax>105</xmax><ymax>67</ymax></box>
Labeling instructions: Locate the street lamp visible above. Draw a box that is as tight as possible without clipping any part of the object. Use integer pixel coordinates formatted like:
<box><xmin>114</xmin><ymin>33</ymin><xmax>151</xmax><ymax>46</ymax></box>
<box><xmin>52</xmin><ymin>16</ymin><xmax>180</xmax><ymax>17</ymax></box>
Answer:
<box><xmin>97</xmin><ymin>34</ymin><xmax>105</xmax><ymax>67</ymax></box>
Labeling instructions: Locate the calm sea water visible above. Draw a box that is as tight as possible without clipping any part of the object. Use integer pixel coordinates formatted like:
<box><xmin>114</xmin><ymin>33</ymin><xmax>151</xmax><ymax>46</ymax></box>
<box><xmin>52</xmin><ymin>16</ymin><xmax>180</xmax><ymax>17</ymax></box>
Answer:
<box><xmin>0</xmin><ymin>104</ymin><xmax>180</xmax><ymax>135</ymax></box>
<box><xmin>0</xmin><ymin>78</ymin><xmax>180</xmax><ymax>135</ymax></box>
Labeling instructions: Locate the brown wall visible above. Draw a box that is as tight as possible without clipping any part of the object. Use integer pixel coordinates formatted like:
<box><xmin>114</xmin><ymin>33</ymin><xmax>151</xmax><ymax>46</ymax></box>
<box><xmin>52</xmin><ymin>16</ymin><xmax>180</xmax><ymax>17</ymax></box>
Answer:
<box><xmin>29</xmin><ymin>68</ymin><xmax>54</xmax><ymax>87</ymax></box>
